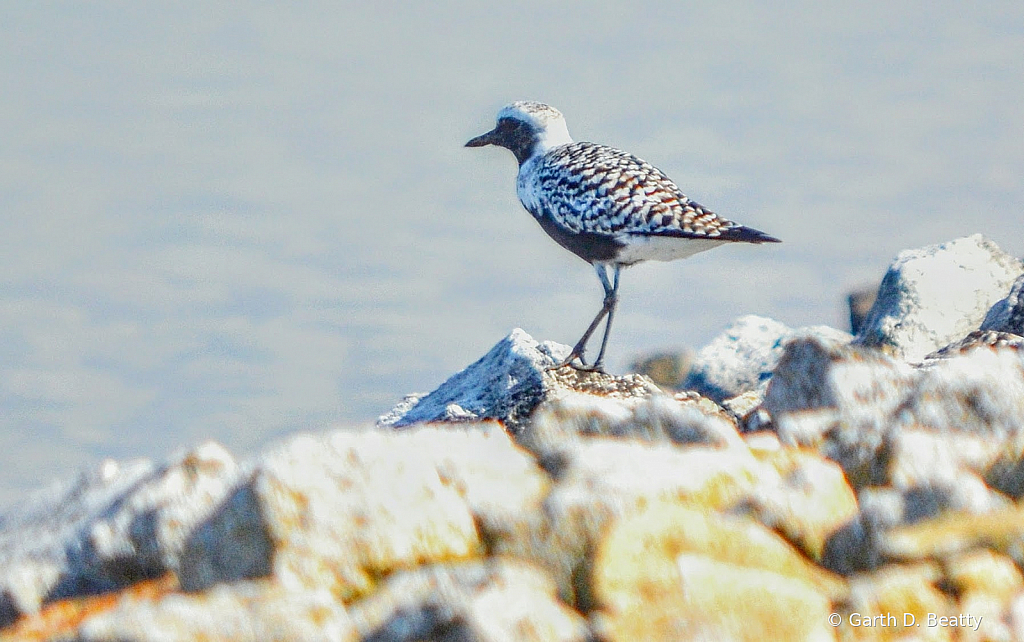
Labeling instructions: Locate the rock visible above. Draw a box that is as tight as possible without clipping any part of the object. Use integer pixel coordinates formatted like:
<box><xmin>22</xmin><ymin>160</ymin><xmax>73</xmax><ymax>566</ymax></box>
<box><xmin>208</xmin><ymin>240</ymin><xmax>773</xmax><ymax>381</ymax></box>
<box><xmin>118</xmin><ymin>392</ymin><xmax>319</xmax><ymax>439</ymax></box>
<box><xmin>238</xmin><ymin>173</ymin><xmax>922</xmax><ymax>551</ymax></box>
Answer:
<box><xmin>377</xmin><ymin>329</ymin><xmax>567</xmax><ymax>429</ymax></box>
<box><xmin>767</xmin><ymin>336</ymin><xmax>1024</xmax><ymax>573</ymax></box>
<box><xmin>492</xmin><ymin>434</ymin><xmax>855</xmax><ymax>605</ymax></box>
<box><xmin>883</xmin><ymin>428</ymin><xmax>1009</xmax><ymax>516</ymax></box>
<box><xmin>378</xmin><ymin>328</ymin><xmax>659</xmax><ymax>432</ymax></box>
<box><xmin>555</xmin><ymin>440</ymin><xmax>762</xmax><ymax>510</ymax></box>
<box><xmin>822</xmin><ymin>477</ymin><xmax>1008</xmax><ymax>577</ymax></box>
<box><xmin>179</xmin><ymin>424</ymin><xmax>548</xmax><ymax>601</ymax></box>
<box><xmin>981</xmin><ymin>273</ymin><xmax>1024</xmax><ymax>335</ymax></box>
<box><xmin>1009</xmin><ymin>594</ymin><xmax>1024</xmax><ymax>642</ymax></box>
<box><xmin>13</xmin><ymin>235</ymin><xmax>1024</xmax><ymax>640</ymax></box>
<box><xmin>591</xmin><ymin>503</ymin><xmax>840</xmax><ymax>642</ymax></box>
<box><xmin>946</xmin><ymin>549</ymin><xmax>1023</xmax><ymax>604</ymax></box>
<box><xmin>491</xmin><ymin>439</ymin><xmax>775</xmax><ymax>605</ymax></box>
<box><xmin>742</xmin><ymin>447</ymin><xmax>859</xmax><ymax>561</ymax></box>
<box><xmin>82</xmin><ymin>442</ymin><xmax>241</xmax><ymax>582</ymax></box>
<box><xmin>822</xmin><ymin>487</ymin><xmax>907</xmax><ymax>575</ymax></box>
<box><xmin>683</xmin><ymin>315</ymin><xmax>852</xmax><ymax>404</ymax></box>
<box><xmin>765</xmin><ymin>336</ymin><xmax>1024</xmax><ymax>492</ymax></box>
<box><xmin>763</xmin><ymin>336</ymin><xmax>915</xmax><ymax>485</ymax></box>
<box><xmin>847</xmin><ymin>285</ymin><xmax>878</xmax><ymax>335</ymax></box>
<box><xmin>961</xmin><ymin>593</ymin><xmax>1012</xmax><ymax>642</ymax></box>
<box><xmin>75</xmin><ymin>580</ymin><xmax>354</xmax><ymax>642</ymax></box>
<box><xmin>721</xmin><ymin>390</ymin><xmax>767</xmax><ymax>429</ymax></box>
<box><xmin>348</xmin><ymin>560</ymin><xmax>590</xmax><ymax>642</ymax></box>
<box><xmin>519</xmin><ymin>392</ymin><xmax>743</xmax><ymax>456</ymax></box>
<box><xmin>628</xmin><ymin>350</ymin><xmax>693</xmax><ymax>389</ymax></box>
<box><xmin>882</xmin><ymin>504</ymin><xmax>1024</xmax><ymax>564</ymax></box>
<box><xmin>373</xmin><ymin>393</ymin><xmax>427</xmax><ymax>428</ymax></box>
<box><xmin>0</xmin><ymin>442</ymin><xmax>239</xmax><ymax>626</ymax></box>
<box><xmin>840</xmin><ymin>563</ymin><xmax>954</xmax><ymax>641</ymax></box>
<box><xmin>0</xmin><ymin>574</ymin><xmax>176</xmax><ymax>640</ymax></box>
<box><xmin>926</xmin><ymin>329</ymin><xmax>1024</xmax><ymax>359</ymax></box>
<box><xmin>854</xmin><ymin>234</ymin><xmax>1024</xmax><ymax>361</ymax></box>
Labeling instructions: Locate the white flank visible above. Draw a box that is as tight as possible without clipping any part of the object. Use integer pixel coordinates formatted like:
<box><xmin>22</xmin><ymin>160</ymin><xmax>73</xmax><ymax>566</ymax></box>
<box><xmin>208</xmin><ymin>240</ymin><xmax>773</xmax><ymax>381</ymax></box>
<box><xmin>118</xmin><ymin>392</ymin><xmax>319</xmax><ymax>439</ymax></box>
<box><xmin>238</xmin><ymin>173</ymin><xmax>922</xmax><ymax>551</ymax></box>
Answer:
<box><xmin>613</xmin><ymin>235</ymin><xmax>728</xmax><ymax>264</ymax></box>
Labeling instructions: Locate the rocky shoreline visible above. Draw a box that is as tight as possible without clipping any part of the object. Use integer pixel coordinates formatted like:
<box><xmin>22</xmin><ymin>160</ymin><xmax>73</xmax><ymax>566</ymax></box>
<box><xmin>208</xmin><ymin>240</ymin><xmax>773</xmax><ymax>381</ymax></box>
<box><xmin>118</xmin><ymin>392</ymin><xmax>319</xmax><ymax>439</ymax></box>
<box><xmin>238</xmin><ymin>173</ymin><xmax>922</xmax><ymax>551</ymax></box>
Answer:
<box><xmin>3</xmin><ymin>234</ymin><xmax>1024</xmax><ymax>641</ymax></box>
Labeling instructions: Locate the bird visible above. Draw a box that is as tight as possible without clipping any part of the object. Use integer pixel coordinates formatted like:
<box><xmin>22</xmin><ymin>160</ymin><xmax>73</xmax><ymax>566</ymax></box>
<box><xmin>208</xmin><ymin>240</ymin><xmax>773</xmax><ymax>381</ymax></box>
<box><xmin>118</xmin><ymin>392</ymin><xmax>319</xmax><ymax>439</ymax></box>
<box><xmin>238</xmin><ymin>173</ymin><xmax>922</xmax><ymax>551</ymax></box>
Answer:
<box><xmin>466</xmin><ymin>101</ymin><xmax>780</xmax><ymax>372</ymax></box>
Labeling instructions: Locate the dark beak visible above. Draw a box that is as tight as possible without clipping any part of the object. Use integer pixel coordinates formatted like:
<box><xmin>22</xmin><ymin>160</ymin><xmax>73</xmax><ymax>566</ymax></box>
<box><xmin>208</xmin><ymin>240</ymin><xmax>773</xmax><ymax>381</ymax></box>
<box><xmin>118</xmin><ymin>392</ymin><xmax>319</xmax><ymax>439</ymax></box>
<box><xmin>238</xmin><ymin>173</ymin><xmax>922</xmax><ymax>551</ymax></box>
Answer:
<box><xmin>465</xmin><ymin>128</ymin><xmax>499</xmax><ymax>147</ymax></box>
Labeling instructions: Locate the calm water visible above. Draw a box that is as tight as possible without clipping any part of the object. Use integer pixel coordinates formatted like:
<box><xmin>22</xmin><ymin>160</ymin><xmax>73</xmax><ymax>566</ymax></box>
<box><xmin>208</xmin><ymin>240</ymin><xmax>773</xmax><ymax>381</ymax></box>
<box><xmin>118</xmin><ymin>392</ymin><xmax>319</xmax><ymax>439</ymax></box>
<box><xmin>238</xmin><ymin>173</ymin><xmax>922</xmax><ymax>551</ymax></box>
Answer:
<box><xmin>1</xmin><ymin>2</ymin><xmax>1022</xmax><ymax>506</ymax></box>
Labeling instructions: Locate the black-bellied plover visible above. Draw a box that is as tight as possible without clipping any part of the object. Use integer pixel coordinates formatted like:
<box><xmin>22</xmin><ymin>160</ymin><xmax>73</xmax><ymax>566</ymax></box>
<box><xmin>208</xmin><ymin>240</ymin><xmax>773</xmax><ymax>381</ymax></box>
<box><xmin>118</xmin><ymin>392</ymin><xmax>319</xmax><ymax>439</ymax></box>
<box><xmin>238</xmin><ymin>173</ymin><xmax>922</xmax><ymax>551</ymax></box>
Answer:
<box><xmin>467</xmin><ymin>101</ymin><xmax>780</xmax><ymax>372</ymax></box>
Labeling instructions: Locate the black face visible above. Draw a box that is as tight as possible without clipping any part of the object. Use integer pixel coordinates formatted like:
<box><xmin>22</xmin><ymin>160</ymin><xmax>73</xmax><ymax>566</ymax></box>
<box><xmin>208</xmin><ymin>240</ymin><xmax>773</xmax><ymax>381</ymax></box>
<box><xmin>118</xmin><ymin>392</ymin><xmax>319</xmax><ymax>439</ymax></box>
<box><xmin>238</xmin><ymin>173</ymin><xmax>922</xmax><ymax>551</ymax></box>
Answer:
<box><xmin>465</xmin><ymin>117</ymin><xmax>539</xmax><ymax>165</ymax></box>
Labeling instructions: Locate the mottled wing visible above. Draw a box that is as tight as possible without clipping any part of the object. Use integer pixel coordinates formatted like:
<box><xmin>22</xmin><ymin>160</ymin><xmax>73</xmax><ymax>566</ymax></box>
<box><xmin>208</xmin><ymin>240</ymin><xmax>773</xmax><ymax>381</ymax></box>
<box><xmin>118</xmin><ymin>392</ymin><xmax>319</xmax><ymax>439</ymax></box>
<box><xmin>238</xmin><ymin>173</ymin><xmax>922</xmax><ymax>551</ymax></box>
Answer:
<box><xmin>531</xmin><ymin>142</ymin><xmax>775</xmax><ymax>243</ymax></box>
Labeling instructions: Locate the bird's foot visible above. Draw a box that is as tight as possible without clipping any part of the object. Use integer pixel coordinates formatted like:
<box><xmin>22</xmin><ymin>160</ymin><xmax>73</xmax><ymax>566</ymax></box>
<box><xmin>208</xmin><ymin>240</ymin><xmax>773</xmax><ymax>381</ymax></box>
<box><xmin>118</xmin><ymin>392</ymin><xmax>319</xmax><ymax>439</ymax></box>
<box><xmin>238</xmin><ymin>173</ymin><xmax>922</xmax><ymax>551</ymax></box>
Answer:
<box><xmin>546</xmin><ymin>351</ymin><xmax>605</xmax><ymax>374</ymax></box>
<box><xmin>570</xmin><ymin>361</ymin><xmax>606</xmax><ymax>374</ymax></box>
<box><xmin>547</xmin><ymin>348</ymin><xmax>586</xmax><ymax>371</ymax></box>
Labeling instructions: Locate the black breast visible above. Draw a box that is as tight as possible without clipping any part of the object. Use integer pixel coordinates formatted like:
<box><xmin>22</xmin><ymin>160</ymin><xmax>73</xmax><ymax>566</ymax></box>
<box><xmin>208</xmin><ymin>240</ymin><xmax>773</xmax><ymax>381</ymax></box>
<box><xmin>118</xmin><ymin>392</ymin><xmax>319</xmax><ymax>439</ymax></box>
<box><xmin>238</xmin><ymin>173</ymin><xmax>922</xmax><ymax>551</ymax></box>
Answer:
<box><xmin>534</xmin><ymin>212</ymin><xmax>625</xmax><ymax>264</ymax></box>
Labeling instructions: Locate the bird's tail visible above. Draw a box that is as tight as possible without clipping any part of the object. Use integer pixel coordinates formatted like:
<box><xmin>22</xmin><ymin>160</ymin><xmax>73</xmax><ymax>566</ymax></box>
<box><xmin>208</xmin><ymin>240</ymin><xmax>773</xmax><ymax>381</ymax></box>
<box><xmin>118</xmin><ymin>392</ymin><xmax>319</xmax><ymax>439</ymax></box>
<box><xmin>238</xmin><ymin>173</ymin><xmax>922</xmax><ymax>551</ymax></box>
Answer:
<box><xmin>726</xmin><ymin>225</ymin><xmax>781</xmax><ymax>244</ymax></box>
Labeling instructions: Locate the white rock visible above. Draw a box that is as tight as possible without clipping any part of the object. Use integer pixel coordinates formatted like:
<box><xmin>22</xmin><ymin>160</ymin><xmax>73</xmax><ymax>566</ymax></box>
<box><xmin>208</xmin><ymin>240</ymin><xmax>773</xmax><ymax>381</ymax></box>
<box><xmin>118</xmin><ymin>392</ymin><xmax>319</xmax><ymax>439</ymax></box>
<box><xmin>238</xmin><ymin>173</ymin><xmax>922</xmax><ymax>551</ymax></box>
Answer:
<box><xmin>0</xmin><ymin>443</ymin><xmax>238</xmax><ymax>625</ymax></box>
<box><xmin>856</xmin><ymin>234</ymin><xmax>1024</xmax><ymax>361</ymax></box>
<box><xmin>905</xmin><ymin>348</ymin><xmax>1024</xmax><ymax>440</ymax></box>
<box><xmin>981</xmin><ymin>273</ymin><xmax>1024</xmax><ymax>336</ymax></box>
<box><xmin>378</xmin><ymin>328</ymin><xmax>571</xmax><ymax>429</ymax></box>
<box><xmin>348</xmin><ymin>560</ymin><xmax>590</xmax><ymax>642</ymax></box>
<box><xmin>180</xmin><ymin>424</ymin><xmax>549</xmax><ymax>601</ymax></box>
<box><xmin>378</xmin><ymin>329</ymin><xmax>661</xmax><ymax>433</ymax></box>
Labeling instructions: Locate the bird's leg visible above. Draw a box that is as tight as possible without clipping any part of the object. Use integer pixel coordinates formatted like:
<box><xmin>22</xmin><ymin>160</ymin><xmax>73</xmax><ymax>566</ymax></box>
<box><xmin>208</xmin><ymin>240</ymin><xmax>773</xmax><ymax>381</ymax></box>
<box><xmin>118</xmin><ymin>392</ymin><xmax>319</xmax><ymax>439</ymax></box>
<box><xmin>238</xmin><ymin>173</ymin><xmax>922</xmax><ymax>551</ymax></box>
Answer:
<box><xmin>561</xmin><ymin>306</ymin><xmax>609</xmax><ymax>368</ymax></box>
<box><xmin>589</xmin><ymin>265</ymin><xmax>621</xmax><ymax>371</ymax></box>
<box><xmin>556</xmin><ymin>264</ymin><xmax>615</xmax><ymax>372</ymax></box>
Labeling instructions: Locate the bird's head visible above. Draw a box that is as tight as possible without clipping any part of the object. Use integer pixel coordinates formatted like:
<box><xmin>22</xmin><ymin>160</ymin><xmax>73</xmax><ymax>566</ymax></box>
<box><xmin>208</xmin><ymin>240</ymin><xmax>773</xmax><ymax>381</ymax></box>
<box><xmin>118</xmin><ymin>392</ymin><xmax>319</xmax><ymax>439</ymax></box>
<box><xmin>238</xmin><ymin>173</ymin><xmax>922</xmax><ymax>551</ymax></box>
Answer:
<box><xmin>466</xmin><ymin>101</ymin><xmax>573</xmax><ymax>164</ymax></box>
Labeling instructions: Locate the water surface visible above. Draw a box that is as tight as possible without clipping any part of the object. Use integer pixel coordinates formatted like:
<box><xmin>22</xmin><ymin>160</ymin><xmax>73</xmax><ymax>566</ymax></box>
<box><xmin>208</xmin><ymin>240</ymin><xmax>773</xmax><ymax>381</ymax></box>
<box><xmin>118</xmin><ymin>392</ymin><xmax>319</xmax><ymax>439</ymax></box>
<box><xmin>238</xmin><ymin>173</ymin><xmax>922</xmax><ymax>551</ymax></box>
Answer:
<box><xmin>1</xmin><ymin>2</ymin><xmax>1022</xmax><ymax>505</ymax></box>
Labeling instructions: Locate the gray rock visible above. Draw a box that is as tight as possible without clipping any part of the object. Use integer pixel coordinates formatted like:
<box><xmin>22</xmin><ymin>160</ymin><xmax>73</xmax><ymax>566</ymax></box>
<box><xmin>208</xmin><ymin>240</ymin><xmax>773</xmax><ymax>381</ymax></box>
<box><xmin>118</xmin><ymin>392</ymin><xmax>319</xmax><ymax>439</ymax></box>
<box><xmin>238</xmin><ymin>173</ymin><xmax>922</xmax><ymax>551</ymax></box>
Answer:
<box><xmin>683</xmin><ymin>315</ymin><xmax>852</xmax><ymax>403</ymax></box>
<box><xmin>902</xmin><ymin>347</ymin><xmax>1024</xmax><ymax>441</ymax></box>
<box><xmin>766</xmin><ymin>335</ymin><xmax>1024</xmax><ymax>488</ymax></box>
<box><xmin>820</xmin><ymin>478</ymin><xmax>1005</xmax><ymax>576</ymax></box>
<box><xmin>768</xmin><ymin>336</ymin><xmax>1024</xmax><ymax>572</ymax></box>
<box><xmin>348</xmin><ymin>560</ymin><xmax>590</xmax><ymax>642</ymax></box>
<box><xmin>981</xmin><ymin>273</ymin><xmax>1024</xmax><ymax>336</ymax></box>
<box><xmin>847</xmin><ymin>286</ymin><xmax>878</xmax><ymax>335</ymax></box>
<box><xmin>628</xmin><ymin>350</ymin><xmax>693</xmax><ymax>389</ymax></box>
<box><xmin>379</xmin><ymin>328</ymin><xmax>659</xmax><ymax>432</ymax></box>
<box><xmin>764</xmin><ymin>336</ymin><xmax>915</xmax><ymax>480</ymax></box>
<box><xmin>822</xmin><ymin>488</ymin><xmax>907</xmax><ymax>575</ymax></box>
<box><xmin>855</xmin><ymin>234</ymin><xmax>1024</xmax><ymax>361</ymax></box>
<box><xmin>0</xmin><ymin>442</ymin><xmax>238</xmax><ymax>626</ymax></box>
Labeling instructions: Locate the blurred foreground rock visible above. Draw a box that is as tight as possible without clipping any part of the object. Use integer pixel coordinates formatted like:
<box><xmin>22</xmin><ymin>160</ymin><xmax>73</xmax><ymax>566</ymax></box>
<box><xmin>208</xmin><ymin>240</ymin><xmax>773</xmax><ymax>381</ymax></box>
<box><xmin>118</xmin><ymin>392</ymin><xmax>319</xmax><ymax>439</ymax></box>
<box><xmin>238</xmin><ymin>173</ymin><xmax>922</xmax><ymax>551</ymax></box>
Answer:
<box><xmin>4</xmin><ymin>233</ymin><xmax>1024</xmax><ymax>641</ymax></box>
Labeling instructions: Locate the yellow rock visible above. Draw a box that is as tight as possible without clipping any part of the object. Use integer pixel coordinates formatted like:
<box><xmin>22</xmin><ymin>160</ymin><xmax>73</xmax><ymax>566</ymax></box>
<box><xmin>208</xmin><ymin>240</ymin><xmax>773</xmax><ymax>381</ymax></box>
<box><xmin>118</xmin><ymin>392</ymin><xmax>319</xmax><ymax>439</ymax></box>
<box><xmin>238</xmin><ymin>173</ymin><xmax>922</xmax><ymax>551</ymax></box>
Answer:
<box><xmin>884</xmin><ymin>505</ymin><xmax>1024</xmax><ymax>561</ymax></box>
<box><xmin>842</xmin><ymin>563</ymin><xmax>955</xmax><ymax>642</ymax></box>
<box><xmin>749</xmin><ymin>446</ymin><xmax>859</xmax><ymax>560</ymax></box>
<box><xmin>946</xmin><ymin>549</ymin><xmax>1023</xmax><ymax>603</ymax></box>
<box><xmin>593</xmin><ymin>502</ymin><xmax>841</xmax><ymax>642</ymax></box>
